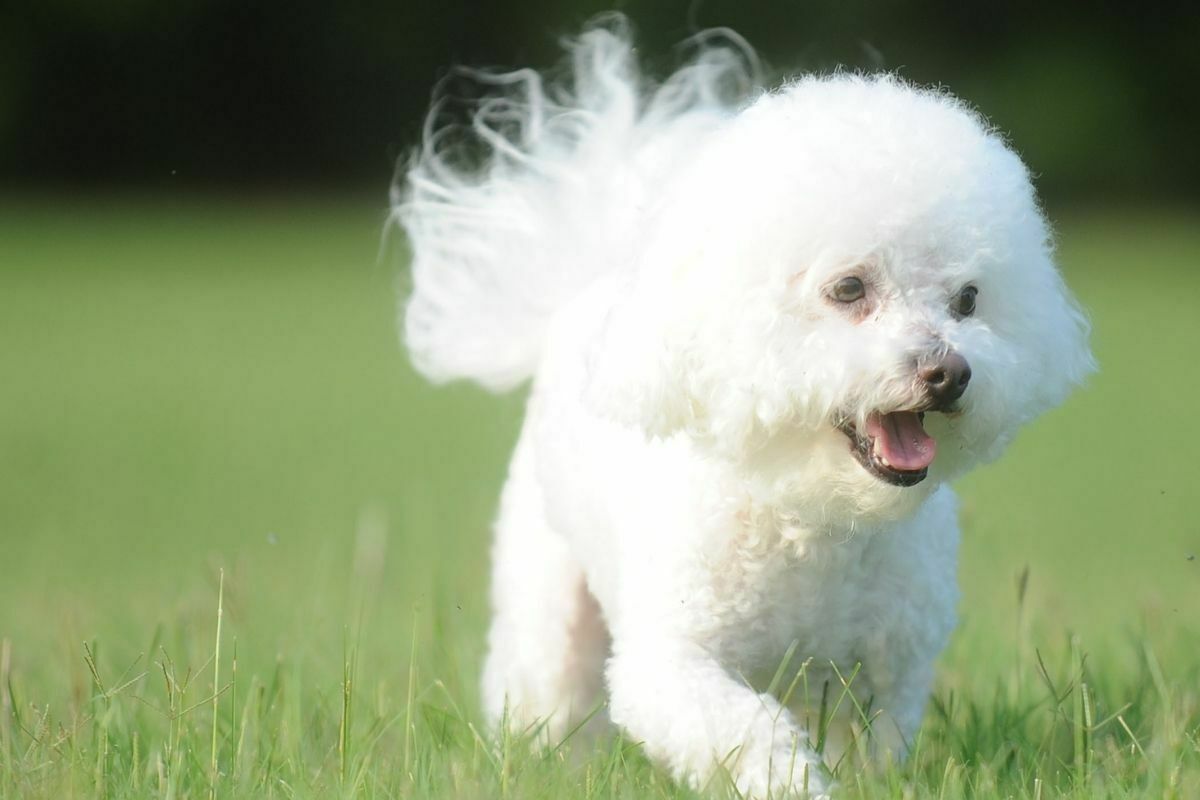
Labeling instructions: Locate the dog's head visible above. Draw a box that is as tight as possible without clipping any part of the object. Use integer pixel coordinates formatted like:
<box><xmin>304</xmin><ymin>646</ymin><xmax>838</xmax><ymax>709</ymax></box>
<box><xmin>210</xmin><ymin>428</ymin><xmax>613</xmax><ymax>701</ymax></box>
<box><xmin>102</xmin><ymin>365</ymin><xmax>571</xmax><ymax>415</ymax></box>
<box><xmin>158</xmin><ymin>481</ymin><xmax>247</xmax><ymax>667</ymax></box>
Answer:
<box><xmin>586</xmin><ymin>75</ymin><xmax>1094</xmax><ymax>522</ymax></box>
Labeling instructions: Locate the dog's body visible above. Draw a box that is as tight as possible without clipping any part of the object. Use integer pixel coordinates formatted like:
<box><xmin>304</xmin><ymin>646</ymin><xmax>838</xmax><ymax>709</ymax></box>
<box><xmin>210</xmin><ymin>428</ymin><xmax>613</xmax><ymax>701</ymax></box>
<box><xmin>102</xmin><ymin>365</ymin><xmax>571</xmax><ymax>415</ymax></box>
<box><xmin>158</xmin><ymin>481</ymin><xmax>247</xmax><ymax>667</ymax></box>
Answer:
<box><xmin>486</xmin><ymin>317</ymin><xmax>961</xmax><ymax>792</ymax></box>
<box><xmin>397</xmin><ymin>20</ymin><xmax>1092</xmax><ymax>797</ymax></box>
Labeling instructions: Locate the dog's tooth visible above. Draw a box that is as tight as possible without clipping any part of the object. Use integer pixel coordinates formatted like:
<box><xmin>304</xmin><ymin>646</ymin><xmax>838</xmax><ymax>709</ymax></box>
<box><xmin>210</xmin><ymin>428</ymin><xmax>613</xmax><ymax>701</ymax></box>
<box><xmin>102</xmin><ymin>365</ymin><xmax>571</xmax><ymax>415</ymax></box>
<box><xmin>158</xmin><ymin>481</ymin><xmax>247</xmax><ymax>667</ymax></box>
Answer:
<box><xmin>878</xmin><ymin>455</ymin><xmax>890</xmax><ymax>467</ymax></box>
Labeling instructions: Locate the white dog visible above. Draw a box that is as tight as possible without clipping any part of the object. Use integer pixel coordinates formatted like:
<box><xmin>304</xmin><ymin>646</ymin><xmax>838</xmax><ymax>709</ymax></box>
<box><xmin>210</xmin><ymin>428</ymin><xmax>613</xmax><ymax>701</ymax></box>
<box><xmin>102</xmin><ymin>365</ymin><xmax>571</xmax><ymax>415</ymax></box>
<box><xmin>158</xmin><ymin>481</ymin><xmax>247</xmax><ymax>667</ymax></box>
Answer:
<box><xmin>395</xmin><ymin>18</ymin><xmax>1093</xmax><ymax>798</ymax></box>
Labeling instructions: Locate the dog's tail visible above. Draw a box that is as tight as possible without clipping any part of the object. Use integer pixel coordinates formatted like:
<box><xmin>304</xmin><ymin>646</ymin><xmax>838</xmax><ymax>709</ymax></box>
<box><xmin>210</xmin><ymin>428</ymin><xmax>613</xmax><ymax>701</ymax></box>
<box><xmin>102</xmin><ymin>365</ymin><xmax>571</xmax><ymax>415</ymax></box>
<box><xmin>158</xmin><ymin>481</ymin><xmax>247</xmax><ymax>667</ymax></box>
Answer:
<box><xmin>393</xmin><ymin>16</ymin><xmax>757</xmax><ymax>391</ymax></box>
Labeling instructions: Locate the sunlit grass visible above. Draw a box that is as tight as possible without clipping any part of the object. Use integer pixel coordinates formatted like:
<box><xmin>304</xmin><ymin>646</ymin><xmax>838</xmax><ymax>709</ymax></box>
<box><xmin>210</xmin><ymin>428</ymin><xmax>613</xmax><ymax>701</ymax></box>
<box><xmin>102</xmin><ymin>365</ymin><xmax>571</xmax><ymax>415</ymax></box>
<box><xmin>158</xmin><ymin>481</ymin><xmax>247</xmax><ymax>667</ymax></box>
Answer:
<box><xmin>0</xmin><ymin>198</ymin><xmax>1196</xmax><ymax>798</ymax></box>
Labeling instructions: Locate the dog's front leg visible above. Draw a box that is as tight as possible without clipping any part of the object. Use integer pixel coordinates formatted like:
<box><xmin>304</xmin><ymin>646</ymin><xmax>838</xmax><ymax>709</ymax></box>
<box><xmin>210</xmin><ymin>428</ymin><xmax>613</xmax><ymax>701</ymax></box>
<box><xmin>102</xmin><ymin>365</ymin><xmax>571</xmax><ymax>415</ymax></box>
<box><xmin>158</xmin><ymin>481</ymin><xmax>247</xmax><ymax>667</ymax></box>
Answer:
<box><xmin>606</xmin><ymin>638</ymin><xmax>829</xmax><ymax>798</ymax></box>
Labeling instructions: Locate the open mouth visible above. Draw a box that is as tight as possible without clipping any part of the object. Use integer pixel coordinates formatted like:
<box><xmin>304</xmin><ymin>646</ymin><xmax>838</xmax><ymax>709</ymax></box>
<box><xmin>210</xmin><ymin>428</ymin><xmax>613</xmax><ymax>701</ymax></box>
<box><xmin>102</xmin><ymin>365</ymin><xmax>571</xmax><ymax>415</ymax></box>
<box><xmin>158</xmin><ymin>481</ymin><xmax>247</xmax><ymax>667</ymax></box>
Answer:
<box><xmin>836</xmin><ymin>411</ymin><xmax>938</xmax><ymax>487</ymax></box>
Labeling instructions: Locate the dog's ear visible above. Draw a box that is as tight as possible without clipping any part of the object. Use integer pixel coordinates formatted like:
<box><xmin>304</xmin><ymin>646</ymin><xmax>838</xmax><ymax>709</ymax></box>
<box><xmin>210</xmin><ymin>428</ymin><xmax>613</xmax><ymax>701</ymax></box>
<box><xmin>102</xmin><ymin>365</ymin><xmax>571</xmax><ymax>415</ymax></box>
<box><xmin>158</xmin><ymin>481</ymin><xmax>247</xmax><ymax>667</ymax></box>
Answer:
<box><xmin>583</xmin><ymin>278</ymin><xmax>695</xmax><ymax>438</ymax></box>
<box><xmin>1000</xmin><ymin>249</ymin><xmax>1097</xmax><ymax>421</ymax></box>
<box><xmin>582</xmin><ymin>269</ymin><xmax>776</xmax><ymax>451</ymax></box>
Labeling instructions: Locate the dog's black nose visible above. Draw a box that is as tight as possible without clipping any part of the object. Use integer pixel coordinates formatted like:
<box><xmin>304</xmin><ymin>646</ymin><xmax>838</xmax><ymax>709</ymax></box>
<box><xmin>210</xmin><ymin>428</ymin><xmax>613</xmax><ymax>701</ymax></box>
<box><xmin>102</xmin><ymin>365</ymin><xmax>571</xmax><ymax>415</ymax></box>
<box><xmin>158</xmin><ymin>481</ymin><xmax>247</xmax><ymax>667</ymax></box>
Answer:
<box><xmin>920</xmin><ymin>352</ymin><xmax>971</xmax><ymax>407</ymax></box>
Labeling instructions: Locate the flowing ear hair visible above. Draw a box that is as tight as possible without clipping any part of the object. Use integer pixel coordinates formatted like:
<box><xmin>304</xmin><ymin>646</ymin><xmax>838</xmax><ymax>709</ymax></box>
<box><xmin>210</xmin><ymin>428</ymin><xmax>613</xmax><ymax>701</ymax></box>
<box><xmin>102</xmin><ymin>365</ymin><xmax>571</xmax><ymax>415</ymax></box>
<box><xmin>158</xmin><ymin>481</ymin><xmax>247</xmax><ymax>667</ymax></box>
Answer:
<box><xmin>395</xmin><ymin>17</ymin><xmax>758</xmax><ymax>394</ymax></box>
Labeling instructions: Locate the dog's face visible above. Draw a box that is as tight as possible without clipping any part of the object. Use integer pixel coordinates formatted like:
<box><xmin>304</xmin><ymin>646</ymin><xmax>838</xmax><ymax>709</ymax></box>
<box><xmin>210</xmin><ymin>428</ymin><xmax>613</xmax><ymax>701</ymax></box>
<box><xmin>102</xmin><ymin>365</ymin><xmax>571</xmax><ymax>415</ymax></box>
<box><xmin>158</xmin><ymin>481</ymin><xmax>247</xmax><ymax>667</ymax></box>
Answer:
<box><xmin>587</xmin><ymin>76</ymin><xmax>1094</xmax><ymax>524</ymax></box>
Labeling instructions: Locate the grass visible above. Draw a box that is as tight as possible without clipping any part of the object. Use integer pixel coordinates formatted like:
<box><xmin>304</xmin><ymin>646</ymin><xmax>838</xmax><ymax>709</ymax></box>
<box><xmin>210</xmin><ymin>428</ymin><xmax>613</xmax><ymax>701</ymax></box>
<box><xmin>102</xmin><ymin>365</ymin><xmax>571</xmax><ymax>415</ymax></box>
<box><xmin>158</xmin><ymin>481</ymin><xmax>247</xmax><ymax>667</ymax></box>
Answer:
<box><xmin>0</xmin><ymin>197</ymin><xmax>1197</xmax><ymax>798</ymax></box>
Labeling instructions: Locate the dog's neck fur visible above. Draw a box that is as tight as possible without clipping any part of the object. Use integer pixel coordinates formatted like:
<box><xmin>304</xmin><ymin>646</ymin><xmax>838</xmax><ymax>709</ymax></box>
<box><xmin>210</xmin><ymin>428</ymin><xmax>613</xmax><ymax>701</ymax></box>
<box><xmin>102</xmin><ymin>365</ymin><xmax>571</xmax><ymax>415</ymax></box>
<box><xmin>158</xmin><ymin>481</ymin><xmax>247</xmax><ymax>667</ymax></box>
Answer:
<box><xmin>728</xmin><ymin>475</ymin><xmax>928</xmax><ymax>567</ymax></box>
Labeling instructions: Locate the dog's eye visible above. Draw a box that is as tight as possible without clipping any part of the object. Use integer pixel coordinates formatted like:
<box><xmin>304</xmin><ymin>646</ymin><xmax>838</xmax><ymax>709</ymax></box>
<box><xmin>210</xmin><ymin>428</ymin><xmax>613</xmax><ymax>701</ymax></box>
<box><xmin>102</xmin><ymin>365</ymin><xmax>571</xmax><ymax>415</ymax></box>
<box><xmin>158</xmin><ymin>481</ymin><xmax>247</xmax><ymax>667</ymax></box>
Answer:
<box><xmin>830</xmin><ymin>276</ymin><xmax>866</xmax><ymax>303</ymax></box>
<box><xmin>952</xmin><ymin>285</ymin><xmax>978</xmax><ymax>318</ymax></box>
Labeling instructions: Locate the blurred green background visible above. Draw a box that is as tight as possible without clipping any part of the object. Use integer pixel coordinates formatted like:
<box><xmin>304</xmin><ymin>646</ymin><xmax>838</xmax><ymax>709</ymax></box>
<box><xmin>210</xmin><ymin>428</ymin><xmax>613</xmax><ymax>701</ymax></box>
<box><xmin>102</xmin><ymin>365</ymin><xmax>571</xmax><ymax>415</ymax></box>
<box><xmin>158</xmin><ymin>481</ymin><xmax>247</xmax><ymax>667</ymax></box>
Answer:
<box><xmin>0</xmin><ymin>4</ymin><xmax>1198</xmax><ymax>792</ymax></box>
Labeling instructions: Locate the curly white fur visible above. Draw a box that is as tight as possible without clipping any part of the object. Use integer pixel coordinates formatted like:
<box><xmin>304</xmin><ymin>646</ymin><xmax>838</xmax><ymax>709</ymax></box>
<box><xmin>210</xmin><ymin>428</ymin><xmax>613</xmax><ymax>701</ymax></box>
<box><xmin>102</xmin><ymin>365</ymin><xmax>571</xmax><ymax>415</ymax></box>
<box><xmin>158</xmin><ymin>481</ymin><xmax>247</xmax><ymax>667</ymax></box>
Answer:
<box><xmin>395</xmin><ymin>17</ymin><xmax>1093</xmax><ymax>798</ymax></box>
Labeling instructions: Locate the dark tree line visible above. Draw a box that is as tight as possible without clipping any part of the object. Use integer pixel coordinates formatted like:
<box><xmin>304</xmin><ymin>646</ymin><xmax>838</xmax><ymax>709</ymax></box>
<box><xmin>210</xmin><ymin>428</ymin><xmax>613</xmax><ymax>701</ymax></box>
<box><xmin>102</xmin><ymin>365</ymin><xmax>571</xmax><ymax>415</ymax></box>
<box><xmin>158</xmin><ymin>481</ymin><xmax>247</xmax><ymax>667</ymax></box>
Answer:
<box><xmin>3</xmin><ymin>0</ymin><xmax>1196</xmax><ymax>201</ymax></box>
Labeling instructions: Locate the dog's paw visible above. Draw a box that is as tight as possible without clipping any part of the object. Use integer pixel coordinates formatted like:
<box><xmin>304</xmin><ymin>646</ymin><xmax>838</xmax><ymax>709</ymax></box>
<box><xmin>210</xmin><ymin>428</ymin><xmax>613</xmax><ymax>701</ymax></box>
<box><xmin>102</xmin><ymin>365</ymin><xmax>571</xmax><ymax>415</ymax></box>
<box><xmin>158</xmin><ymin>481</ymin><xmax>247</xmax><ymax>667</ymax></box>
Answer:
<box><xmin>729</xmin><ymin>732</ymin><xmax>831</xmax><ymax>799</ymax></box>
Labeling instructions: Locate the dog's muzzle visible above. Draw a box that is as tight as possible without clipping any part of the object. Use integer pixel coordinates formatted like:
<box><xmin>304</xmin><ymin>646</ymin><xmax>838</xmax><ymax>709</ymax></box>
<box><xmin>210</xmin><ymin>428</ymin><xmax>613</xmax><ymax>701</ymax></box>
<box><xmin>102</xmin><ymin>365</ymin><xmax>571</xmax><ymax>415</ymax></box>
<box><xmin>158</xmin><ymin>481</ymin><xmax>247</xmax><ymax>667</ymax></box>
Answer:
<box><xmin>836</xmin><ymin>351</ymin><xmax>971</xmax><ymax>487</ymax></box>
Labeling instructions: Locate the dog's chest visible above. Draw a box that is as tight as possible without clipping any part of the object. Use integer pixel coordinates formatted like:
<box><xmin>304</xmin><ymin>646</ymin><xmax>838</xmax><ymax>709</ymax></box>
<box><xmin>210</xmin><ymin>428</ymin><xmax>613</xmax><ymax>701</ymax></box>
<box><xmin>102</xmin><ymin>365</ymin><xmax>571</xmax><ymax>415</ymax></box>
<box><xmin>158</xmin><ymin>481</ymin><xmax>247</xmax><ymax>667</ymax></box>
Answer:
<box><xmin>698</xmin><ymin>531</ymin><xmax>896</xmax><ymax>678</ymax></box>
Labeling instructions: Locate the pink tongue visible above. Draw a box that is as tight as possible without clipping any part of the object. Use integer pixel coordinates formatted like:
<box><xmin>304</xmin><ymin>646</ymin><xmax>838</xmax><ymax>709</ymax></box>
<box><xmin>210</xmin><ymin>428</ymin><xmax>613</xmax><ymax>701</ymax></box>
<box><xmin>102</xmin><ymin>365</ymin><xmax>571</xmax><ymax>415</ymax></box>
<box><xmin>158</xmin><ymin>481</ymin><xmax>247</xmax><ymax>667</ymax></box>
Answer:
<box><xmin>865</xmin><ymin>412</ymin><xmax>937</xmax><ymax>471</ymax></box>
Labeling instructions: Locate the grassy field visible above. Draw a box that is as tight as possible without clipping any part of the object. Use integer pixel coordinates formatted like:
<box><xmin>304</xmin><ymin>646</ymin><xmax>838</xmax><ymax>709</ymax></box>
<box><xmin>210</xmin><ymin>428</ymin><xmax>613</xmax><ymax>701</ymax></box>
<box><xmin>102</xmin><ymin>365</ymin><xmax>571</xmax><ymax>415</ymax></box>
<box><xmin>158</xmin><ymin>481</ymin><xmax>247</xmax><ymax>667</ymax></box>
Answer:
<box><xmin>0</xmin><ymin>197</ymin><xmax>1197</xmax><ymax>798</ymax></box>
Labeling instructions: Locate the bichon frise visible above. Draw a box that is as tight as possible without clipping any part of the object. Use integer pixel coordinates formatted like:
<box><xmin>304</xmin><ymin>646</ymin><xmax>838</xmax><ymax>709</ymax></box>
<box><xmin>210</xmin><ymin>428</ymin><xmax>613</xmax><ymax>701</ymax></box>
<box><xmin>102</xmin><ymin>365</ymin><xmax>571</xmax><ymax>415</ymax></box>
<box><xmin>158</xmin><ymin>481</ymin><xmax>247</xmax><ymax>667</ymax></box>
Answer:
<box><xmin>394</xmin><ymin>18</ymin><xmax>1093</xmax><ymax>798</ymax></box>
